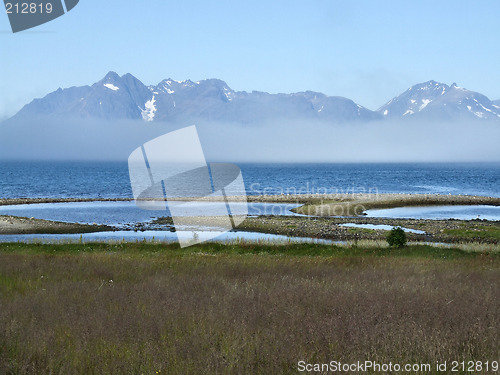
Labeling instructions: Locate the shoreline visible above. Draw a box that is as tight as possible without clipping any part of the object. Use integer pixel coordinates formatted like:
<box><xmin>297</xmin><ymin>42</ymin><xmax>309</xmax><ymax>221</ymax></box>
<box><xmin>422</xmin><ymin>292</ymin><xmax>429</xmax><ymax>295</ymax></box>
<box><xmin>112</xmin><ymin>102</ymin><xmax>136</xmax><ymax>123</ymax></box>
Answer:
<box><xmin>0</xmin><ymin>193</ymin><xmax>499</xmax><ymax>241</ymax></box>
<box><xmin>287</xmin><ymin>193</ymin><xmax>500</xmax><ymax>216</ymax></box>
<box><xmin>0</xmin><ymin>213</ymin><xmax>498</xmax><ymax>245</ymax></box>
<box><xmin>149</xmin><ymin>215</ymin><xmax>500</xmax><ymax>245</ymax></box>
<box><xmin>0</xmin><ymin>197</ymin><xmax>133</xmax><ymax>206</ymax></box>
<box><xmin>0</xmin><ymin>215</ymin><xmax>113</xmax><ymax>235</ymax></box>
<box><xmin>1</xmin><ymin>193</ymin><xmax>500</xmax><ymax>208</ymax></box>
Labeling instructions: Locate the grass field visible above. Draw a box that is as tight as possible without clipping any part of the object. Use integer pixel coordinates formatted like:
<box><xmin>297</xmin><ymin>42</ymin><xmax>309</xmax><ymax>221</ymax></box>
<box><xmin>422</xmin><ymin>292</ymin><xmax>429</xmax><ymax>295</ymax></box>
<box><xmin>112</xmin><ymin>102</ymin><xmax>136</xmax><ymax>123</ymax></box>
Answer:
<box><xmin>0</xmin><ymin>242</ymin><xmax>499</xmax><ymax>374</ymax></box>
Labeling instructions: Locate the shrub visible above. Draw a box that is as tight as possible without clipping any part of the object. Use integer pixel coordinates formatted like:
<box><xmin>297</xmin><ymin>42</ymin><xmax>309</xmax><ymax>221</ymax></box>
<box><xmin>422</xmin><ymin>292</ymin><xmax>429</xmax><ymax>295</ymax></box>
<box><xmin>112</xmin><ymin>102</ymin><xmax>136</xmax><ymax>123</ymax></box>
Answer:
<box><xmin>387</xmin><ymin>227</ymin><xmax>407</xmax><ymax>248</ymax></box>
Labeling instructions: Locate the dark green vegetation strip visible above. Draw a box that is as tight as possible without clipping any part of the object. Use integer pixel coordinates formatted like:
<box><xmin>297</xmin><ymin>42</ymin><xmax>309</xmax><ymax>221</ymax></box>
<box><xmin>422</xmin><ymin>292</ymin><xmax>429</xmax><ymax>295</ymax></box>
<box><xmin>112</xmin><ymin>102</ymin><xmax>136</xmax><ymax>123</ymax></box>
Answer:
<box><xmin>0</xmin><ymin>241</ymin><xmax>497</xmax><ymax>259</ymax></box>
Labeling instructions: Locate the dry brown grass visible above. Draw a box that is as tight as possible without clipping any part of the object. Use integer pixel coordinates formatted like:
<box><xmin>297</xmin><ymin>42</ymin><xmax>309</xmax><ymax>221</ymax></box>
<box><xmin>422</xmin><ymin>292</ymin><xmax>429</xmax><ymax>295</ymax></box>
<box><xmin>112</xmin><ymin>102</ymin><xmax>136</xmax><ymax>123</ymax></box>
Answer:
<box><xmin>0</xmin><ymin>243</ymin><xmax>499</xmax><ymax>374</ymax></box>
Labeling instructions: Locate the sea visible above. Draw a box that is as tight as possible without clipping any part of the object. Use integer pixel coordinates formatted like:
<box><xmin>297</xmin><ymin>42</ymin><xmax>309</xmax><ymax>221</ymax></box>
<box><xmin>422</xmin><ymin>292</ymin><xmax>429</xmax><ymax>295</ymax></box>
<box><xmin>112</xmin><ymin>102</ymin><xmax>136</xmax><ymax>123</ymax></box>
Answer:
<box><xmin>0</xmin><ymin>161</ymin><xmax>499</xmax><ymax>199</ymax></box>
<box><xmin>1</xmin><ymin>161</ymin><xmax>499</xmax><ymax>242</ymax></box>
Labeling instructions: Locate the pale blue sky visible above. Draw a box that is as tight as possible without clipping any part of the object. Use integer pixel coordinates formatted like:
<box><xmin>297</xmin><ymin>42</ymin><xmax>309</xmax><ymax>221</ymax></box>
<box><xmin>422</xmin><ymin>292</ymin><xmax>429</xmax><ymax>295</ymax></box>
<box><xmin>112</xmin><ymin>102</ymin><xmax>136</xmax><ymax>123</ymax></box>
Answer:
<box><xmin>1</xmin><ymin>0</ymin><xmax>499</xmax><ymax>119</ymax></box>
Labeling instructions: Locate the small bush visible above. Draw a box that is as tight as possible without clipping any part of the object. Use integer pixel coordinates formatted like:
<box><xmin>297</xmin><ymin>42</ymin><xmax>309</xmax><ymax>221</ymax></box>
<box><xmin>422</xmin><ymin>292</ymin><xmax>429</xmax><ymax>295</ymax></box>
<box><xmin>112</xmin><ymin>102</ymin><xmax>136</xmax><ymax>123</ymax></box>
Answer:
<box><xmin>387</xmin><ymin>227</ymin><xmax>407</xmax><ymax>248</ymax></box>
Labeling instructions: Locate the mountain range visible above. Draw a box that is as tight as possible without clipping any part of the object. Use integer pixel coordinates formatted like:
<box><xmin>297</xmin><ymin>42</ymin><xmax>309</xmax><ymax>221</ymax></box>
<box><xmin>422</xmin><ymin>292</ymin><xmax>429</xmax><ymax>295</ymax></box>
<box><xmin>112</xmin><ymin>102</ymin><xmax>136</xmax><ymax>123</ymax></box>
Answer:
<box><xmin>7</xmin><ymin>72</ymin><xmax>500</xmax><ymax>124</ymax></box>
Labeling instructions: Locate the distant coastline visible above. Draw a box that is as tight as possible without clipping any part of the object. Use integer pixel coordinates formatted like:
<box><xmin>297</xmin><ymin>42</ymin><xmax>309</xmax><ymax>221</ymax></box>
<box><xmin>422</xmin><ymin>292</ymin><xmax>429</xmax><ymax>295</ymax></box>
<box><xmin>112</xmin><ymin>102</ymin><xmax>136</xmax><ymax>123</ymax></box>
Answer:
<box><xmin>1</xmin><ymin>193</ymin><xmax>500</xmax><ymax>211</ymax></box>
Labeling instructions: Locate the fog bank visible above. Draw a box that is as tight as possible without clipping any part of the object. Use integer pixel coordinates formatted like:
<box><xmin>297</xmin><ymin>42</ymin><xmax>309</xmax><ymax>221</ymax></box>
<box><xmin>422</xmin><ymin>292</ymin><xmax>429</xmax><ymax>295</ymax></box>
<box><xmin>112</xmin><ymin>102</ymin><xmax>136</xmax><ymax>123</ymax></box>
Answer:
<box><xmin>1</xmin><ymin>117</ymin><xmax>499</xmax><ymax>162</ymax></box>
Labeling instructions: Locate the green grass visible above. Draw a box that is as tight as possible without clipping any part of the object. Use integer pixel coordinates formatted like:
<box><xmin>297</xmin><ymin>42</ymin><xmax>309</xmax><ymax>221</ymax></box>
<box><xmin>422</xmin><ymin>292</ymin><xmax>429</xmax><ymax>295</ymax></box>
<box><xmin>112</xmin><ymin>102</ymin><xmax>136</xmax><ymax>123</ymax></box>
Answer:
<box><xmin>0</xmin><ymin>241</ymin><xmax>495</xmax><ymax>259</ymax></box>
<box><xmin>444</xmin><ymin>225</ymin><xmax>500</xmax><ymax>241</ymax></box>
<box><xmin>0</xmin><ymin>242</ymin><xmax>499</xmax><ymax>374</ymax></box>
<box><xmin>347</xmin><ymin>227</ymin><xmax>377</xmax><ymax>234</ymax></box>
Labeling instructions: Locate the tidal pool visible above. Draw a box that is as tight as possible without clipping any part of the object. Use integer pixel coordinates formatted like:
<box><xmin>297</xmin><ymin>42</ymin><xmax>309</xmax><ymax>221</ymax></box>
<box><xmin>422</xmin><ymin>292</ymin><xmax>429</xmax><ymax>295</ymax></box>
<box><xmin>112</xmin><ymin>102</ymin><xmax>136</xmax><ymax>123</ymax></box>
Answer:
<box><xmin>339</xmin><ymin>223</ymin><xmax>426</xmax><ymax>234</ymax></box>
<box><xmin>366</xmin><ymin>205</ymin><xmax>500</xmax><ymax>221</ymax></box>
<box><xmin>0</xmin><ymin>230</ymin><xmax>337</xmax><ymax>245</ymax></box>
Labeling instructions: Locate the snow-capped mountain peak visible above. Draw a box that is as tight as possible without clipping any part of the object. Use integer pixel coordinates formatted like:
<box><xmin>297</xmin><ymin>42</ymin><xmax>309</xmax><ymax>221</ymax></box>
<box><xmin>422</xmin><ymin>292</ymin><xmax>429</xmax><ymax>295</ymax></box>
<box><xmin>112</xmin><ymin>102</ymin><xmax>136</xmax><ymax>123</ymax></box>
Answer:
<box><xmin>378</xmin><ymin>80</ymin><xmax>450</xmax><ymax>118</ymax></box>
<box><xmin>378</xmin><ymin>80</ymin><xmax>500</xmax><ymax>121</ymax></box>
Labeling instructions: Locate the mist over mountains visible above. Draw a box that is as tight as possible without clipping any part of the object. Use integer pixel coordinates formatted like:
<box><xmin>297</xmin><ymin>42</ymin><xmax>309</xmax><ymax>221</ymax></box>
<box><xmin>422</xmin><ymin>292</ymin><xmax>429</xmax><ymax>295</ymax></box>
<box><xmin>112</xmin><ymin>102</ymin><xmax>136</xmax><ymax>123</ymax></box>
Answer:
<box><xmin>7</xmin><ymin>72</ymin><xmax>500</xmax><ymax>124</ymax></box>
<box><xmin>1</xmin><ymin>73</ymin><xmax>500</xmax><ymax>162</ymax></box>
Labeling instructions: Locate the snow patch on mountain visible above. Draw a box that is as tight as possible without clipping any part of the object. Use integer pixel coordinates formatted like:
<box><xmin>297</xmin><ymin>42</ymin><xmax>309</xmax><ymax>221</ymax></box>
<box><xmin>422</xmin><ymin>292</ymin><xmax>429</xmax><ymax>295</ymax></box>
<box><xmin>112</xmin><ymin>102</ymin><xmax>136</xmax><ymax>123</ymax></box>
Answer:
<box><xmin>141</xmin><ymin>96</ymin><xmax>156</xmax><ymax>122</ymax></box>
<box><xmin>103</xmin><ymin>83</ymin><xmax>119</xmax><ymax>91</ymax></box>
<box><xmin>419</xmin><ymin>99</ymin><xmax>431</xmax><ymax>110</ymax></box>
<box><xmin>223</xmin><ymin>87</ymin><xmax>234</xmax><ymax>101</ymax></box>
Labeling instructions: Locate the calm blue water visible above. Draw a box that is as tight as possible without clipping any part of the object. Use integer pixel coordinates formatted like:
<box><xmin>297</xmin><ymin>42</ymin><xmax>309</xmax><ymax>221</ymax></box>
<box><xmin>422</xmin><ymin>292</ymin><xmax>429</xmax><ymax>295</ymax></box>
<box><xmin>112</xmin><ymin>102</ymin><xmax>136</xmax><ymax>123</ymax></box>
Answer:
<box><xmin>367</xmin><ymin>205</ymin><xmax>500</xmax><ymax>221</ymax></box>
<box><xmin>0</xmin><ymin>201</ymin><xmax>300</xmax><ymax>226</ymax></box>
<box><xmin>0</xmin><ymin>161</ymin><xmax>499</xmax><ymax>199</ymax></box>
